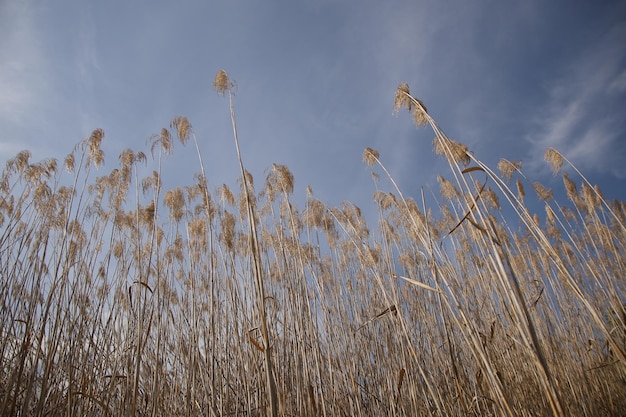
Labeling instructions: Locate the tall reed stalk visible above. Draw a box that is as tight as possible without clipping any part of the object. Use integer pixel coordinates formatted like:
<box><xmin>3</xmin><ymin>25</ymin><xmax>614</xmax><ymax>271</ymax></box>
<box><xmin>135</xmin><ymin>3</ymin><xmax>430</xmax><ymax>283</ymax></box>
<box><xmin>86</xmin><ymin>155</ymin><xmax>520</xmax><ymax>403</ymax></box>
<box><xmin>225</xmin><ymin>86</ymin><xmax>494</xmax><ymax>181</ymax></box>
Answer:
<box><xmin>213</xmin><ymin>70</ymin><xmax>279</xmax><ymax>417</ymax></box>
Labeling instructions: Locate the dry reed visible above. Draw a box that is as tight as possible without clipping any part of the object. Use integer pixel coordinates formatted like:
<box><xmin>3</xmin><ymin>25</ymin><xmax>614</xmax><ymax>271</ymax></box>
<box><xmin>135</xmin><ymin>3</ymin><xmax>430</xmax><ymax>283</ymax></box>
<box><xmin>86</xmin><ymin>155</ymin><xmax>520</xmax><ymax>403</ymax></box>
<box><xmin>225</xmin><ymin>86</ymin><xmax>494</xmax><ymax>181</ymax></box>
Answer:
<box><xmin>0</xmin><ymin>78</ymin><xmax>624</xmax><ymax>417</ymax></box>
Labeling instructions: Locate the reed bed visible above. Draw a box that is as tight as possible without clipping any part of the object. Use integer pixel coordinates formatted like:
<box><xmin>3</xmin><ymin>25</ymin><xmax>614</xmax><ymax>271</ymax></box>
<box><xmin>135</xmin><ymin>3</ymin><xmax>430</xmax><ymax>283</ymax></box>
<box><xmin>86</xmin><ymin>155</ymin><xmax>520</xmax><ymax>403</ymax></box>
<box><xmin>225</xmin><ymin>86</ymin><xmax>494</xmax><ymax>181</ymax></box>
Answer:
<box><xmin>0</xmin><ymin>72</ymin><xmax>624</xmax><ymax>416</ymax></box>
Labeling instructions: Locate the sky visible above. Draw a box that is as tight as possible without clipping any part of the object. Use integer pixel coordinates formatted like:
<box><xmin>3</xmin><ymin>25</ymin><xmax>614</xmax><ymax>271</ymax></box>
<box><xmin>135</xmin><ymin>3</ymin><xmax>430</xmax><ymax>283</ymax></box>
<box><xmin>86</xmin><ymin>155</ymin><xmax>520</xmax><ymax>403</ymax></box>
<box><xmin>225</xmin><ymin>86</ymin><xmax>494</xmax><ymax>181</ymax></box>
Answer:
<box><xmin>1</xmin><ymin>0</ymin><xmax>625</xmax><ymax>226</ymax></box>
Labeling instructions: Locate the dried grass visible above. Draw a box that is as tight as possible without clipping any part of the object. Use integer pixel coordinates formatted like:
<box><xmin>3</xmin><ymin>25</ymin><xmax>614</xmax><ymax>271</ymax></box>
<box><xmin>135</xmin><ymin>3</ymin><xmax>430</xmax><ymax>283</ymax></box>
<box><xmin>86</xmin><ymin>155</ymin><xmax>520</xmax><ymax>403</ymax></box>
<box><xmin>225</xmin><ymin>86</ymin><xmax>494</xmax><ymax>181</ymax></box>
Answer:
<box><xmin>0</xmin><ymin>79</ymin><xmax>624</xmax><ymax>417</ymax></box>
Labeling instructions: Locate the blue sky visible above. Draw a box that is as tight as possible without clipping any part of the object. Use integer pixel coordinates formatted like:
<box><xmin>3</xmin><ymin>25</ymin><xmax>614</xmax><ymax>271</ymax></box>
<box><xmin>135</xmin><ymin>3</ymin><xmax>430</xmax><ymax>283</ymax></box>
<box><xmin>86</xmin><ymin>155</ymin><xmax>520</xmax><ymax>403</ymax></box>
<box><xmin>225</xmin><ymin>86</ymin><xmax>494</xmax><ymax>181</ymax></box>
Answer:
<box><xmin>1</xmin><ymin>0</ymin><xmax>625</xmax><ymax>220</ymax></box>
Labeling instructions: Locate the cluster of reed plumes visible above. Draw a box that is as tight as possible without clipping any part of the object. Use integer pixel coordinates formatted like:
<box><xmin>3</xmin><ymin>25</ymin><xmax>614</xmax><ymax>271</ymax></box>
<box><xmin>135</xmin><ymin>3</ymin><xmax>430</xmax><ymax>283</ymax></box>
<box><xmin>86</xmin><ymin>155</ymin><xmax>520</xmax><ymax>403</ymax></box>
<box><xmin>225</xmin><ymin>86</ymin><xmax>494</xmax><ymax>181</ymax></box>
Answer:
<box><xmin>1</xmin><ymin>72</ymin><xmax>625</xmax><ymax>417</ymax></box>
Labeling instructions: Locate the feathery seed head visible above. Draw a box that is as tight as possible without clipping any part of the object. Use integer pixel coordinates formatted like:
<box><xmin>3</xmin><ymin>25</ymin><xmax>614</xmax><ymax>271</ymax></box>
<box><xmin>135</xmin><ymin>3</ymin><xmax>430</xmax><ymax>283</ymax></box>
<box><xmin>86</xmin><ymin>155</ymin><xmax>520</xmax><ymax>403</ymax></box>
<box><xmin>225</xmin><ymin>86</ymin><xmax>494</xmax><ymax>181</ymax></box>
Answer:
<box><xmin>171</xmin><ymin>116</ymin><xmax>192</xmax><ymax>144</ymax></box>
<box><xmin>304</xmin><ymin>198</ymin><xmax>326</xmax><ymax>228</ymax></box>
<box><xmin>562</xmin><ymin>172</ymin><xmax>578</xmax><ymax>202</ymax></box>
<box><xmin>213</xmin><ymin>69</ymin><xmax>233</xmax><ymax>95</ymax></box>
<box><xmin>485</xmin><ymin>187</ymin><xmax>500</xmax><ymax>210</ymax></box>
<box><xmin>412</xmin><ymin>101</ymin><xmax>429</xmax><ymax>127</ymax></box>
<box><xmin>516</xmin><ymin>178</ymin><xmax>526</xmax><ymax>201</ymax></box>
<box><xmin>160</xmin><ymin>128</ymin><xmax>172</xmax><ymax>153</ymax></box>
<box><xmin>43</xmin><ymin>158</ymin><xmax>57</xmax><ymax>177</ymax></box>
<box><xmin>135</xmin><ymin>152</ymin><xmax>147</xmax><ymax>165</ymax></box>
<box><xmin>24</xmin><ymin>163</ymin><xmax>44</xmax><ymax>184</ymax></box>
<box><xmin>373</xmin><ymin>191</ymin><xmax>392</xmax><ymax>211</ymax></box>
<box><xmin>88</xmin><ymin>128</ymin><xmax>104</xmax><ymax>150</ymax></box>
<box><xmin>152</xmin><ymin>227</ymin><xmax>162</xmax><ymax>247</ymax></box>
<box><xmin>221</xmin><ymin>210</ymin><xmax>236</xmax><ymax>250</ymax></box>
<box><xmin>362</xmin><ymin>245</ymin><xmax>380</xmax><ymax>268</ymax></box>
<box><xmin>437</xmin><ymin>175</ymin><xmax>459</xmax><ymax>200</ymax></box>
<box><xmin>239</xmin><ymin>170</ymin><xmax>254</xmax><ymax>189</ymax></box>
<box><xmin>220</xmin><ymin>184</ymin><xmax>235</xmax><ymax>206</ymax></box>
<box><xmin>141</xmin><ymin>201</ymin><xmax>156</xmax><ymax>226</ymax></box>
<box><xmin>12</xmin><ymin>150</ymin><xmax>32</xmax><ymax>174</ymax></box>
<box><xmin>189</xmin><ymin>217</ymin><xmax>208</xmax><ymax>241</ymax></box>
<box><xmin>497</xmin><ymin>159</ymin><xmax>522</xmax><ymax>181</ymax></box>
<box><xmin>532</xmin><ymin>182</ymin><xmax>553</xmax><ymax>201</ymax></box>
<box><xmin>113</xmin><ymin>241</ymin><xmax>124</xmax><ymax>258</ymax></box>
<box><xmin>544</xmin><ymin>148</ymin><xmax>563</xmax><ymax>175</ymax></box>
<box><xmin>271</xmin><ymin>163</ymin><xmax>294</xmax><ymax>195</ymax></box>
<box><xmin>434</xmin><ymin>136</ymin><xmax>470</xmax><ymax>165</ymax></box>
<box><xmin>393</xmin><ymin>83</ymin><xmax>412</xmax><ymax>114</ymax></box>
<box><xmin>0</xmin><ymin>175</ymin><xmax>8</xmax><ymax>194</ymax></box>
<box><xmin>150</xmin><ymin>128</ymin><xmax>173</xmax><ymax>156</ymax></box>
<box><xmin>581</xmin><ymin>182</ymin><xmax>601</xmax><ymax>213</ymax></box>
<box><xmin>120</xmin><ymin>149</ymin><xmax>135</xmax><ymax>167</ymax></box>
<box><xmin>88</xmin><ymin>129</ymin><xmax>105</xmax><ymax>168</ymax></box>
<box><xmin>164</xmin><ymin>187</ymin><xmax>185</xmax><ymax>222</ymax></box>
<box><xmin>393</xmin><ymin>83</ymin><xmax>429</xmax><ymax>127</ymax></box>
<box><xmin>91</xmin><ymin>150</ymin><xmax>105</xmax><ymax>168</ymax></box>
<box><xmin>64</xmin><ymin>154</ymin><xmax>75</xmax><ymax>173</ymax></box>
<box><xmin>363</xmin><ymin>147</ymin><xmax>379</xmax><ymax>167</ymax></box>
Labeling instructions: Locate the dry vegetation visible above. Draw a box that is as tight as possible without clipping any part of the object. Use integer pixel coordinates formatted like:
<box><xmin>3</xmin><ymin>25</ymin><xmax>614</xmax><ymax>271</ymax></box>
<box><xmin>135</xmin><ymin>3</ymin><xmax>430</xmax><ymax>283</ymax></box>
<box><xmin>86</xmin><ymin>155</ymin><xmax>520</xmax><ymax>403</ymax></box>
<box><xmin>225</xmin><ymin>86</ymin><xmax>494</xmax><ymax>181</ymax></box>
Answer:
<box><xmin>1</xmin><ymin>72</ymin><xmax>625</xmax><ymax>416</ymax></box>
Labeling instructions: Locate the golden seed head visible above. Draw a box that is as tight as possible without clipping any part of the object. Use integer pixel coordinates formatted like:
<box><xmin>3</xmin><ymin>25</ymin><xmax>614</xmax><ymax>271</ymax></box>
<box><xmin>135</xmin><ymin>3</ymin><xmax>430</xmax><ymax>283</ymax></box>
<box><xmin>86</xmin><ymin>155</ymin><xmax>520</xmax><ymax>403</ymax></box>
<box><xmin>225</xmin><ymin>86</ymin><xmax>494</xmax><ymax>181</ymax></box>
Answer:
<box><xmin>437</xmin><ymin>175</ymin><xmax>459</xmax><ymax>200</ymax></box>
<box><xmin>64</xmin><ymin>154</ymin><xmax>75</xmax><ymax>173</ymax></box>
<box><xmin>87</xmin><ymin>129</ymin><xmax>105</xmax><ymax>168</ymax></box>
<box><xmin>156</xmin><ymin>226</ymin><xmax>163</xmax><ymax>246</ymax></box>
<box><xmin>516</xmin><ymin>178</ymin><xmax>525</xmax><ymax>201</ymax></box>
<box><xmin>581</xmin><ymin>182</ymin><xmax>601</xmax><ymax>213</ymax></box>
<box><xmin>164</xmin><ymin>187</ymin><xmax>185</xmax><ymax>222</ymax></box>
<box><xmin>189</xmin><ymin>217</ymin><xmax>207</xmax><ymax>239</ymax></box>
<box><xmin>393</xmin><ymin>83</ymin><xmax>428</xmax><ymax>127</ymax></box>
<box><xmin>532</xmin><ymin>182</ymin><xmax>553</xmax><ymax>201</ymax></box>
<box><xmin>544</xmin><ymin>148</ymin><xmax>563</xmax><ymax>175</ymax></box>
<box><xmin>113</xmin><ymin>241</ymin><xmax>124</xmax><ymax>258</ymax></box>
<box><xmin>362</xmin><ymin>147</ymin><xmax>380</xmax><ymax>167</ymax></box>
<box><xmin>119</xmin><ymin>149</ymin><xmax>135</xmax><ymax>167</ymax></box>
<box><xmin>88</xmin><ymin>128</ymin><xmax>104</xmax><ymax>151</ymax></box>
<box><xmin>497</xmin><ymin>159</ymin><xmax>522</xmax><ymax>181</ymax></box>
<box><xmin>373</xmin><ymin>191</ymin><xmax>393</xmax><ymax>211</ymax></box>
<box><xmin>242</xmin><ymin>170</ymin><xmax>254</xmax><ymax>188</ymax></box>
<box><xmin>43</xmin><ymin>158</ymin><xmax>57</xmax><ymax>177</ymax></box>
<box><xmin>362</xmin><ymin>245</ymin><xmax>379</xmax><ymax>268</ymax></box>
<box><xmin>220</xmin><ymin>184</ymin><xmax>235</xmax><ymax>206</ymax></box>
<box><xmin>562</xmin><ymin>172</ymin><xmax>577</xmax><ymax>202</ymax></box>
<box><xmin>485</xmin><ymin>187</ymin><xmax>500</xmax><ymax>210</ymax></box>
<box><xmin>221</xmin><ymin>210</ymin><xmax>236</xmax><ymax>250</ymax></box>
<box><xmin>271</xmin><ymin>163</ymin><xmax>294</xmax><ymax>195</ymax></box>
<box><xmin>393</xmin><ymin>83</ymin><xmax>412</xmax><ymax>114</ymax></box>
<box><xmin>13</xmin><ymin>150</ymin><xmax>32</xmax><ymax>173</ymax></box>
<box><xmin>303</xmin><ymin>198</ymin><xmax>326</xmax><ymax>229</ymax></box>
<box><xmin>433</xmin><ymin>136</ymin><xmax>470</xmax><ymax>165</ymax></box>
<box><xmin>213</xmin><ymin>69</ymin><xmax>233</xmax><ymax>95</ymax></box>
<box><xmin>24</xmin><ymin>163</ymin><xmax>44</xmax><ymax>184</ymax></box>
<box><xmin>532</xmin><ymin>213</ymin><xmax>541</xmax><ymax>227</ymax></box>
<box><xmin>411</xmin><ymin>100</ymin><xmax>429</xmax><ymax>127</ymax></box>
<box><xmin>135</xmin><ymin>152</ymin><xmax>147</xmax><ymax>164</ymax></box>
<box><xmin>140</xmin><ymin>201</ymin><xmax>156</xmax><ymax>226</ymax></box>
<box><xmin>171</xmin><ymin>116</ymin><xmax>192</xmax><ymax>145</ymax></box>
<box><xmin>151</xmin><ymin>128</ymin><xmax>173</xmax><ymax>156</ymax></box>
<box><xmin>0</xmin><ymin>176</ymin><xmax>8</xmax><ymax>194</ymax></box>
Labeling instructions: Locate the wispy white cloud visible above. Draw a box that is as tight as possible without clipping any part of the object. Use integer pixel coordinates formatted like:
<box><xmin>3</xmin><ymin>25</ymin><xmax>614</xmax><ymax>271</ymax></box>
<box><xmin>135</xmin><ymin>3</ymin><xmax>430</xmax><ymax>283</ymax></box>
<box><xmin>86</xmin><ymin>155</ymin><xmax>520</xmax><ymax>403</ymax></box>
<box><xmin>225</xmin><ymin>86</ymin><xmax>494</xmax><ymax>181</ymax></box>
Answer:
<box><xmin>526</xmin><ymin>21</ymin><xmax>626</xmax><ymax>178</ymax></box>
<box><xmin>0</xmin><ymin>1</ymin><xmax>107</xmax><ymax>161</ymax></box>
<box><xmin>0</xmin><ymin>1</ymin><xmax>53</xmax><ymax>160</ymax></box>
<box><xmin>0</xmin><ymin>1</ymin><xmax>45</xmax><ymax>126</ymax></box>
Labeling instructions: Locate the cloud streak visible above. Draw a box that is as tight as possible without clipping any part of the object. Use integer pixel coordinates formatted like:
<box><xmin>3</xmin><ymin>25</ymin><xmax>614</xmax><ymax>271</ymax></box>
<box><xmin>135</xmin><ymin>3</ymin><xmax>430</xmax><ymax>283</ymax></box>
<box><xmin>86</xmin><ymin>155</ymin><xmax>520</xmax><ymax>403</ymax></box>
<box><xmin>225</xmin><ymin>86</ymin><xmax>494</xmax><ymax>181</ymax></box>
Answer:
<box><xmin>0</xmin><ymin>1</ymin><xmax>44</xmax><ymax>126</ymax></box>
<box><xmin>526</xmin><ymin>21</ymin><xmax>626</xmax><ymax>178</ymax></box>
